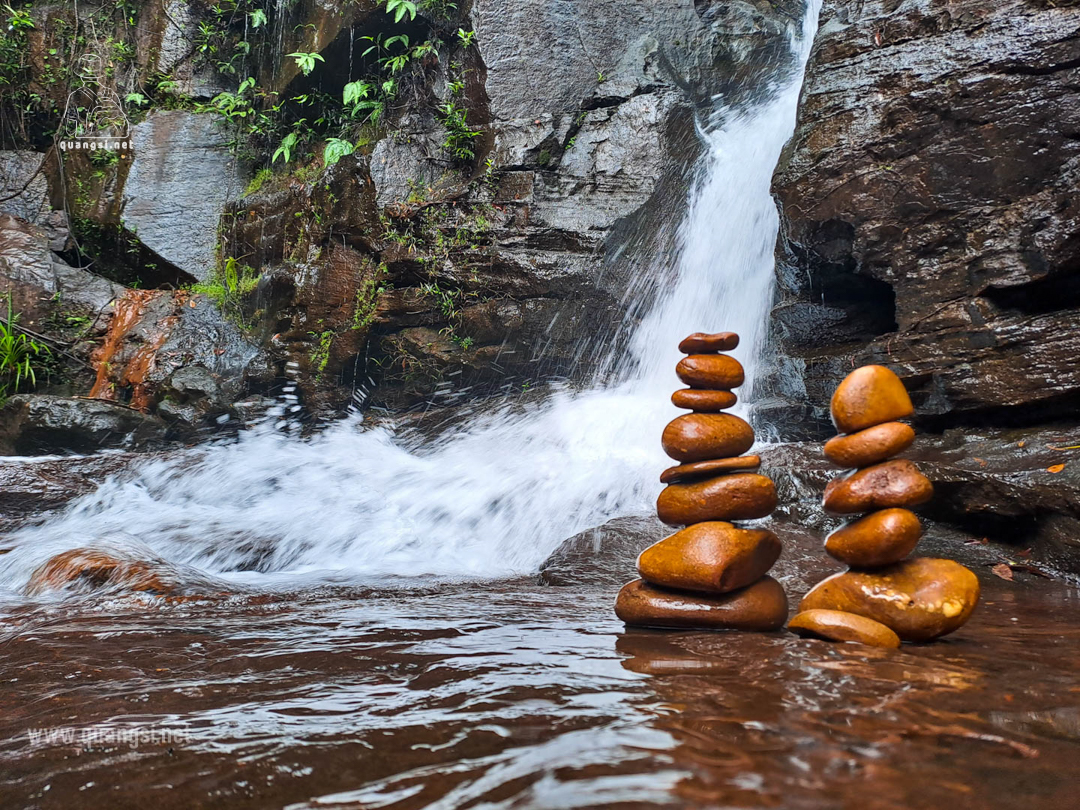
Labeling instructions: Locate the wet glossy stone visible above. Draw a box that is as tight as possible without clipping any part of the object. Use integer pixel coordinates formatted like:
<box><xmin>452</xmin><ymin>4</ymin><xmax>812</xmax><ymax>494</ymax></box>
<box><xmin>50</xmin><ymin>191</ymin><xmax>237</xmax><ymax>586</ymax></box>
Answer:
<box><xmin>678</xmin><ymin>331</ymin><xmax>739</xmax><ymax>353</ymax></box>
<box><xmin>661</xmin><ymin>413</ymin><xmax>754</xmax><ymax>463</ymax></box>
<box><xmin>25</xmin><ymin>548</ymin><xmax>171</xmax><ymax>596</ymax></box>
<box><xmin>637</xmin><ymin>521</ymin><xmax>781</xmax><ymax>594</ymax></box>
<box><xmin>825</xmin><ymin>508</ymin><xmax>922</xmax><ymax>567</ymax></box>
<box><xmin>671</xmin><ymin>388</ymin><xmax>738</xmax><ymax>412</ymax></box>
<box><xmin>824</xmin><ymin>421</ymin><xmax>915</xmax><ymax>468</ymax></box>
<box><xmin>823</xmin><ymin>459</ymin><xmax>933</xmax><ymax>514</ymax></box>
<box><xmin>660</xmin><ymin>455</ymin><xmax>761</xmax><ymax>484</ymax></box>
<box><xmin>789</xmin><ymin>609</ymin><xmax>901</xmax><ymax>648</ymax></box>
<box><xmin>657</xmin><ymin>472</ymin><xmax>777</xmax><ymax>525</ymax></box>
<box><xmin>675</xmin><ymin>354</ymin><xmax>745</xmax><ymax>390</ymax></box>
<box><xmin>799</xmin><ymin>557</ymin><xmax>981</xmax><ymax>642</ymax></box>
<box><xmin>830</xmin><ymin>365</ymin><xmax>914</xmax><ymax>434</ymax></box>
<box><xmin>615</xmin><ymin>576</ymin><xmax>788</xmax><ymax>631</ymax></box>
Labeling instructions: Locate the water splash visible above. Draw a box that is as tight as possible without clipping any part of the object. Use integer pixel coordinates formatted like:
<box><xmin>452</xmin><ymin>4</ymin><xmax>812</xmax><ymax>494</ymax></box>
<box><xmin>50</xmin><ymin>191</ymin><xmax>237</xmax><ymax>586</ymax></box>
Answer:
<box><xmin>0</xmin><ymin>4</ymin><xmax>822</xmax><ymax>593</ymax></box>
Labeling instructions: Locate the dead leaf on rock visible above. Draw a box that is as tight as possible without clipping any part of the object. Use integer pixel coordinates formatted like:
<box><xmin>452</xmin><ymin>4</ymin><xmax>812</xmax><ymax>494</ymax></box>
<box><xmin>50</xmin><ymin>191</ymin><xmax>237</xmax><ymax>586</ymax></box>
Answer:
<box><xmin>991</xmin><ymin>563</ymin><xmax>1014</xmax><ymax>582</ymax></box>
<box><xmin>1047</xmin><ymin>463</ymin><xmax>1066</xmax><ymax>473</ymax></box>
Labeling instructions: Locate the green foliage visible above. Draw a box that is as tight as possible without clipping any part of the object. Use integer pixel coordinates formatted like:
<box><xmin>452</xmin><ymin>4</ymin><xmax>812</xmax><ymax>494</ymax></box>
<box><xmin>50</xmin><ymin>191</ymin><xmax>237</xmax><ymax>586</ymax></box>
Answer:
<box><xmin>309</xmin><ymin>329</ymin><xmax>334</xmax><ymax>378</ymax></box>
<box><xmin>420</xmin><ymin>0</ymin><xmax>458</xmax><ymax>20</ymax></box>
<box><xmin>190</xmin><ymin>257</ymin><xmax>260</xmax><ymax>324</ymax></box>
<box><xmin>437</xmin><ymin>100</ymin><xmax>480</xmax><ymax>162</ymax></box>
<box><xmin>456</xmin><ymin>28</ymin><xmax>475</xmax><ymax>49</ymax></box>
<box><xmin>249</xmin><ymin>8</ymin><xmax>267</xmax><ymax>28</ymax></box>
<box><xmin>245</xmin><ymin>167</ymin><xmax>274</xmax><ymax>195</ymax></box>
<box><xmin>287</xmin><ymin>51</ymin><xmax>325</xmax><ymax>76</ymax></box>
<box><xmin>323</xmin><ymin>137</ymin><xmax>355</xmax><ymax>167</ymax></box>
<box><xmin>0</xmin><ymin>296</ymin><xmax>50</xmax><ymax>400</ymax></box>
<box><xmin>353</xmin><ymin>266</ymin><xmax>390</xmax><ymax>331</ymax></box>
<box><xmin>385</xmin><ymin>0</ymin><xmax>418</xmax><ymax>23</ymax></box>
<box><xmin>273</xmin><ymin>130</ymin><xmax>299</xmax><ymax>164</ymax></box>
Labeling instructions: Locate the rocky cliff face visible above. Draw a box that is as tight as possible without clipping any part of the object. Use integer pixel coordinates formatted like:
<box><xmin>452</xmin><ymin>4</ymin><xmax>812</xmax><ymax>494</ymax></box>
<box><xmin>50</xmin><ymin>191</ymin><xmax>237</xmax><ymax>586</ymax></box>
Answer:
<box><xmin>767</xmin><ymin>0</ymin><xmax>1080</xmax><ymax>437</ymax></box>
<box><xmin>0</xmin><ymin>0</ymin><xmax>806</xmax><ymax>449</ymax></box>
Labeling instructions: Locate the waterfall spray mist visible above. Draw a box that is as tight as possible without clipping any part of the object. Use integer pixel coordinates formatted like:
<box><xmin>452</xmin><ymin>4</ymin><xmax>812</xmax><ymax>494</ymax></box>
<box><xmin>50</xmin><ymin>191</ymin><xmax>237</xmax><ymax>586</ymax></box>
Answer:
<box><xmin>0</xmin><ymin>3</ymin><xmax>822</xmax><ymax>593</ymax></box>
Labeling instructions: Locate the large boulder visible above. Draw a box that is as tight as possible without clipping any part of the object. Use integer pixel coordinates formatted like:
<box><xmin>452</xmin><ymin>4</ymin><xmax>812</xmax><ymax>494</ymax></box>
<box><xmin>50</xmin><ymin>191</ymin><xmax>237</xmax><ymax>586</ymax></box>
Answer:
<box><xmin>122</xmin><ymin>111</ymin><xmax>245</xmax><ymax>282</ymax></box>
<box><xmin>766</xmin><ymin>0</ymin><xmax>1080</xmax><ymax>436</ymax></box>
<box><xmin>0</xmin><ymin>395</ymin><xmax>166</xmax><ymax>456</ymax></box>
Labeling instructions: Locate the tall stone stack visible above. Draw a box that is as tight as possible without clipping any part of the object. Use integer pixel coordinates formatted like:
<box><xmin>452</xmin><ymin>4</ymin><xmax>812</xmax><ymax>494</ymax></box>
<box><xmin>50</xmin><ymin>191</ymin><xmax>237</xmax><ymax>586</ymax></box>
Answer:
<box><xmin>789</xmin><ymin>365</ymin><xmax>981</xmax><ymax>648</ymax></box>
<box><xmin>614</xmin><ymin>331</ymin><xmax>787</xmax><ymax>631</ymax></box>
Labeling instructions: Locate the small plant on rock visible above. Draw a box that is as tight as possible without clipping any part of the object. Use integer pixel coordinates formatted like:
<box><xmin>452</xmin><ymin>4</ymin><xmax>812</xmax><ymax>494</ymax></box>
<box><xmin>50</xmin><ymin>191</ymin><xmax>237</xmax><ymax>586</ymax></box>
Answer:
<box><xmin>0</xmin><ymin>296</ymin><xmax>50</xmax><ymax>401</ymax></box>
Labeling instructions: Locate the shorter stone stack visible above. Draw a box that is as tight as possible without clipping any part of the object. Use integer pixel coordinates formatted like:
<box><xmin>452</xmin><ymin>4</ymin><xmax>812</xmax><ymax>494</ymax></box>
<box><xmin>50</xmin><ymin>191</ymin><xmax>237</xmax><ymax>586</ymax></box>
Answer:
<box><xmin>615</xmin><ymin>331</ymin><xmax>787</xmax><ymax>631</ymax></box>
<box><xmin>790</xmin><ymin>365</ymin><xmax>980</xmax><ymax>648</ymax></box>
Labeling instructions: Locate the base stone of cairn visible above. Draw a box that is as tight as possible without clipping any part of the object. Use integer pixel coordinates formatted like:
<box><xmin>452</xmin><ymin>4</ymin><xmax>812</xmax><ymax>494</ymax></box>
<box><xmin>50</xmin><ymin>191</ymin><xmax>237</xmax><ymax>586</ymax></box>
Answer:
<box><xmin>789</xmin><ymin>365</ymin><xmax>980</xmax><ymax>647</ymax></box>
<box><xmin>615</xmin><ymin>331</ymin><xmax>787</xmax><ymax>631</ymax></box>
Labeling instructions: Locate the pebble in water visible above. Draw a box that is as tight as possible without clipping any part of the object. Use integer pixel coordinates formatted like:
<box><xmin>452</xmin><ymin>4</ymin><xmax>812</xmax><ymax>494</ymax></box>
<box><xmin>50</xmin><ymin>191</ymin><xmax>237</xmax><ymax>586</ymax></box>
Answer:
<box><xmin>616</xmin><ymin>331</ymin><xmax>787</xmax><ymax>630</ymax></box>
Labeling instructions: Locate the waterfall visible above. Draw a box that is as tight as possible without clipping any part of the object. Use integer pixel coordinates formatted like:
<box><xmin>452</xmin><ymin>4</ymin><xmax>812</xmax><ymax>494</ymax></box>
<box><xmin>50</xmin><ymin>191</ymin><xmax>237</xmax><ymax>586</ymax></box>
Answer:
<box><xmin>0</xmin><ymin>3</ymin><xmax>822</xmax><ymax>593</ymax></box>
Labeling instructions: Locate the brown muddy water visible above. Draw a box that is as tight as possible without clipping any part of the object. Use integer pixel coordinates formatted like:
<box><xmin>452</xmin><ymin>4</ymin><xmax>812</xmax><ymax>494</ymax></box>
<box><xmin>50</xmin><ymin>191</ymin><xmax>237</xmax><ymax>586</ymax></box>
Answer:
<box><xmin>1</xmin><ymin>528</ymin><xmax>1079</xmax><ymax>810</ymax></box>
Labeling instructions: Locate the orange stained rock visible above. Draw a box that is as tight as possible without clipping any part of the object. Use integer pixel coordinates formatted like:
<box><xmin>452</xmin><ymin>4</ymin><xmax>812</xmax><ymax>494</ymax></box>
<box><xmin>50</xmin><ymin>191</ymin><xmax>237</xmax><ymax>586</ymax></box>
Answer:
<box><xmin>823</xmin><ymin>459</ymin><xmax>933</xmax><ymax>514</ymax></box>
<box><xmin>88</xmin><ymin>289</ymin><xmax>155</xmax><ymax>401</ymax></box>
<box><xmin>798</xmin><ymin>557</ymin><xmax>981</xmax><ymax>642</ymax></box>
<box><xmin>671</xmin><ymin>388</ymin><xmax>738</xmax><ymax>412</ymax></box>
<box><xmin>615</xmin><ymin>576</ymin><xmax>788</xmax><ymax>631</ymax></box>
<box><xmin>657</xmin><ymin>472</ymin><xmax>777</xmax><ymax>526</ymax></box>
<box><xmin>660</xmin><ymin>455</ymin><xmax>761</xmax><ymax>484</ymax></box>
<box><xmin>678</xmin><ymin>331</ymin><xmax>739</xmax><ymax>354</ymax></box>
<box><xmin>25</xmin><ymin>548</ymin><xmax>171</xmax><ymax>596</ymax></box>
<box><xmin>789</xmin><ymin>609</ymin><xmax>901</xmax><ymax>648</ymax></box>
<box><xmin>830</xmin><ymin>364</ymin><xmax>914</xmax><ymax>433</ymax></box>
<box><xmin>824</xmin><ymin>421</ymin><xmax>915</xmax><ymax>468</ymax></box>
<box><xmin>637</xmin><ymin>521</ymin><xmax>781</xmax><ymax>594</ymax></box>
<box><xmin>825</xmin><ymin>508</ymin><xmax>922</xmax><ymax>567</ymax></box>
<box><xmin>676</xmin><ymin>354</ymin><xmax>745</xmax><ymax>390</ymax></box>
<box><xmin>661</xmin><ymin>413</ymin><xmax>755</xmax><ymax>463</ymax></box>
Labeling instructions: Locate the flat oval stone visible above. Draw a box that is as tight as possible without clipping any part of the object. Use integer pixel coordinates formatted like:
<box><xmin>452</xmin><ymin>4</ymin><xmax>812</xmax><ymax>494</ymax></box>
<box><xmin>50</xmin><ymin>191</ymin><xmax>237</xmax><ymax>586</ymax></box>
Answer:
<box><xmin>671</xmin><ymin>388</ymin><xmax>738</xmax><ymax>412</ymax></box>
<box><xmin>798</xmin><ymin>557</ymin><xmax>980</xmax><ymax>642</ymax></box>
<box><xmin>824</xmin><ymin>421</ymin><xmax>915</xmax><ymax>468</ymax></box>
<box><xmin>615</xmin><ymin>576</ymin><xmax>788</xmax><ymax>631</ymax></box>
<box><xmin>637</xmin><ymin>521</ymin><xmax>781</xmax><ymax>594</ymax></box>
<box><xmin>657</xmin><ymin>472</ymin><xmax>777</xmax><ymax>525</ymax></box>
<box><xmin>660</xmin><ymin>455</ymin><xmax>761</xmax><ymax>484</ymax></box>
<box><xmin>823</xmin><ymin>459</ymin><xmax>933</xmax><ymax>514</ymax></box>
<box><xmin>825</xmin><ymin>508</ymin><xmax>921</xmax><ymax>567</ymax></box>
<box><xmin>678</xmin><ymin>331</ymin><xmax>739</xmax><ymax>354</ymax></box>
<box><xmin>830</xmin><ymin>365</ymin><xmax>914</xmax><ymax>433</ymax></box>
<box><xmin>676</xmin><ymin>354</ymin><xmax>745</xmax><ymax>390</ymax></box>
<box><xmin>789</xmin><ymin>609</ymin><xmax>901</xmax><ymax>648</ymax></box>
<box><xmin>661</xmin><ymin>413</ymin><xmax>754</xmax><ymax>463</ymax></box>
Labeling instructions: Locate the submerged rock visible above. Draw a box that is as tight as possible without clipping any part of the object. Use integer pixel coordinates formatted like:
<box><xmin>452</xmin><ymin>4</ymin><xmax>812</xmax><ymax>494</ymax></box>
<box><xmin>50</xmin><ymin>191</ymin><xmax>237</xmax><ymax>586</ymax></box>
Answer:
<box><xmin>615</xmin><ymin>576</ymin><xmax>788</xmax><ymax>631</ymax></box>
<box><xmin>799</xmin><ymin>557</ymin><xmax>980</xmax><ymax>642</ymax></box>
<box><xmin>788</xmin><ymin>608</ymin><xmax>901</xmax><ymax>649</ymax></box>
<box><xmin>637</xmin><ymin>522</ymin><xmax>781</xmax><ymax>594</ymax></box>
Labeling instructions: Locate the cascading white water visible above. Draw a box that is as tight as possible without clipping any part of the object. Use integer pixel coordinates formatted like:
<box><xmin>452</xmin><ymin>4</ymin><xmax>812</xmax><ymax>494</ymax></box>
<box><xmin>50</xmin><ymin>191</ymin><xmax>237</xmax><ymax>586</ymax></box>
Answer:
<box><xmin>0</xmin><ymin>4</ymin><xmax>822</xmax><ymax>593</ymax></box>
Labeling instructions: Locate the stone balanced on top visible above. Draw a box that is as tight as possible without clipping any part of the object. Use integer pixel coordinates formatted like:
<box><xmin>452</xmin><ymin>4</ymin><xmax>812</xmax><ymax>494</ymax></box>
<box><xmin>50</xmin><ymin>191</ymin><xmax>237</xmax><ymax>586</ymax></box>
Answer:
<box><xmin>789</xmin><ymin>365</ymin><xmax>981</xmax><ymax>648</ymax></box>
<box><xmin>614</xmin><ymin>331</ymin><xmax>787</xmax><ymax>631</ymax></box>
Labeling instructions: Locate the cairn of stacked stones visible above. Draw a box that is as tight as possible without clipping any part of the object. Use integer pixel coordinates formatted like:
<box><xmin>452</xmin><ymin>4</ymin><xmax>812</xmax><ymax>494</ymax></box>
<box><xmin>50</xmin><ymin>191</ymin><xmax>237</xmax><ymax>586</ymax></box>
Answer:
<box><xmin>789</xmin><ymin>365</ymin><xmax>980</xmax><ymax>648</ymax></box>
<box><xmin>614</xmin><ymin>331</ymin><xmax>787</xmax><ymax>631</ymax></box>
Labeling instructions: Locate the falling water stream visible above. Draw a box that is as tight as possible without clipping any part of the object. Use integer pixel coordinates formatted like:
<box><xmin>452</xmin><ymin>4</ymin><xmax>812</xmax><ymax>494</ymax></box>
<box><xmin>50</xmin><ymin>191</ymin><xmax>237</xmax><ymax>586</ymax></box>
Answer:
<box><xmin>4</xmin><ymin>4</ymin><xmax>1080</xmax><ymax>808</ymax></box>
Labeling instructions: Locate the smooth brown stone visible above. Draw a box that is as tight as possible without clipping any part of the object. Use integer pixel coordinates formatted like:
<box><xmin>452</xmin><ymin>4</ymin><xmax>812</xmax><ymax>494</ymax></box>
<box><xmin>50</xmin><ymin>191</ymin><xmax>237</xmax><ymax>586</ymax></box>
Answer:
<box><xmin>830</xmin><ymin>364</ymin><xmax>914</xmax><ymax>433</ymax></box>
<box><xmin>823</xmin><ymin>459</ymin><xmax>933</xmax><ymax>514</ymax></box>
<box><xmin>657</xmin><ymin>472</ymin><xmax>777</xmax><ymax>525</ymax></box>
<box><xmin>799</xmin><ymin>557</ymin><xmax>980</xmax><ymax>642</ymax></box>
<box><xmin>615</xmin><ymin>576</ymin><xmax>788</xmax><ymax>631</ymax></box>
<box><xmin>637</xmin><ymin>521</ymin><xmax>781</xmax><ymax>594</ymax></box>
<box><xmin>676</xmin><ymin>354</ymin><xmax>745</xmax><ymax>390</ymax></box>
<box><xmin>824</xmin><ymin>422</ymin><xmax>915</xmax><ymax>468</ymax></box>
<box><xmin>825</xmin><ymin>508</ymin><xmax>922</xmax><ymax>567</ymax></box>
<box><xmin>671</xmin><ymin>388</ymin><xmax>738</xmax><ymax>412</ymax></box>
<box><xmin>678</xmin><ymin>331</ymin><xmax>739</xmax><ymax>354</ymax></box>
<box><xmin>660</xmin><ymin>455</ymin><xmax>761</xmax><ymax>484</ymax></box>
<box><xmin>25</xmin><ymin>549</ymin><xmax>171</xmax><ymax>596</ymax></box>
<box><xmin>661</xmin><ymin>413</ymin><xmax>754</xmax><ymax>463</ymax></box>
<box><xmin>788</xmin><ymin>609</ymin><xmax>901</xmax><ymax>648</ymax></box>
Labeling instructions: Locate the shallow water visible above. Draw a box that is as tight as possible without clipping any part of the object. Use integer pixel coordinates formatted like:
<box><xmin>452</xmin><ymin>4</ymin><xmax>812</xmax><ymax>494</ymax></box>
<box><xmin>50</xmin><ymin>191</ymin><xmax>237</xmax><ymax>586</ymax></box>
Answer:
<box><xmin>2</xmin><ymin>544</ymin><xmax>1078</xmax><ymax>810</ymax></box>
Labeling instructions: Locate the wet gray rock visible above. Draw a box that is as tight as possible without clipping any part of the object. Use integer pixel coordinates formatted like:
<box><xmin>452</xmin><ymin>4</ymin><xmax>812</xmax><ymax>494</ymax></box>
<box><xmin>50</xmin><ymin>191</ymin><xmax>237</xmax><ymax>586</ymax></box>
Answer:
<box><xmin>0</xmin><ymin>452</ymin><xmax>139</xmax><ymax>525</ymax></box>
<box><xmin>123</xmin><ymin>111</ymin><xmax>245</xmax><ymax>281</ymax></box>
<box><xmin>0</xmin><ymin>151</ymin><xmax>71</xmax><ymax>251</ymax></box>
<box><xmin>537</xmin><ymin>515</ymin><xmax>666</xmax><ymax>587</ymax></box>
<box><xmin>767</xmin><ymin>0</ymin><xmax>1080</xmax><ymax>436</ymax></box>
<box><xmin>0</xmin><ymin>395</ymin><xmax>166</xmax><ymax>456</ymax></box>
